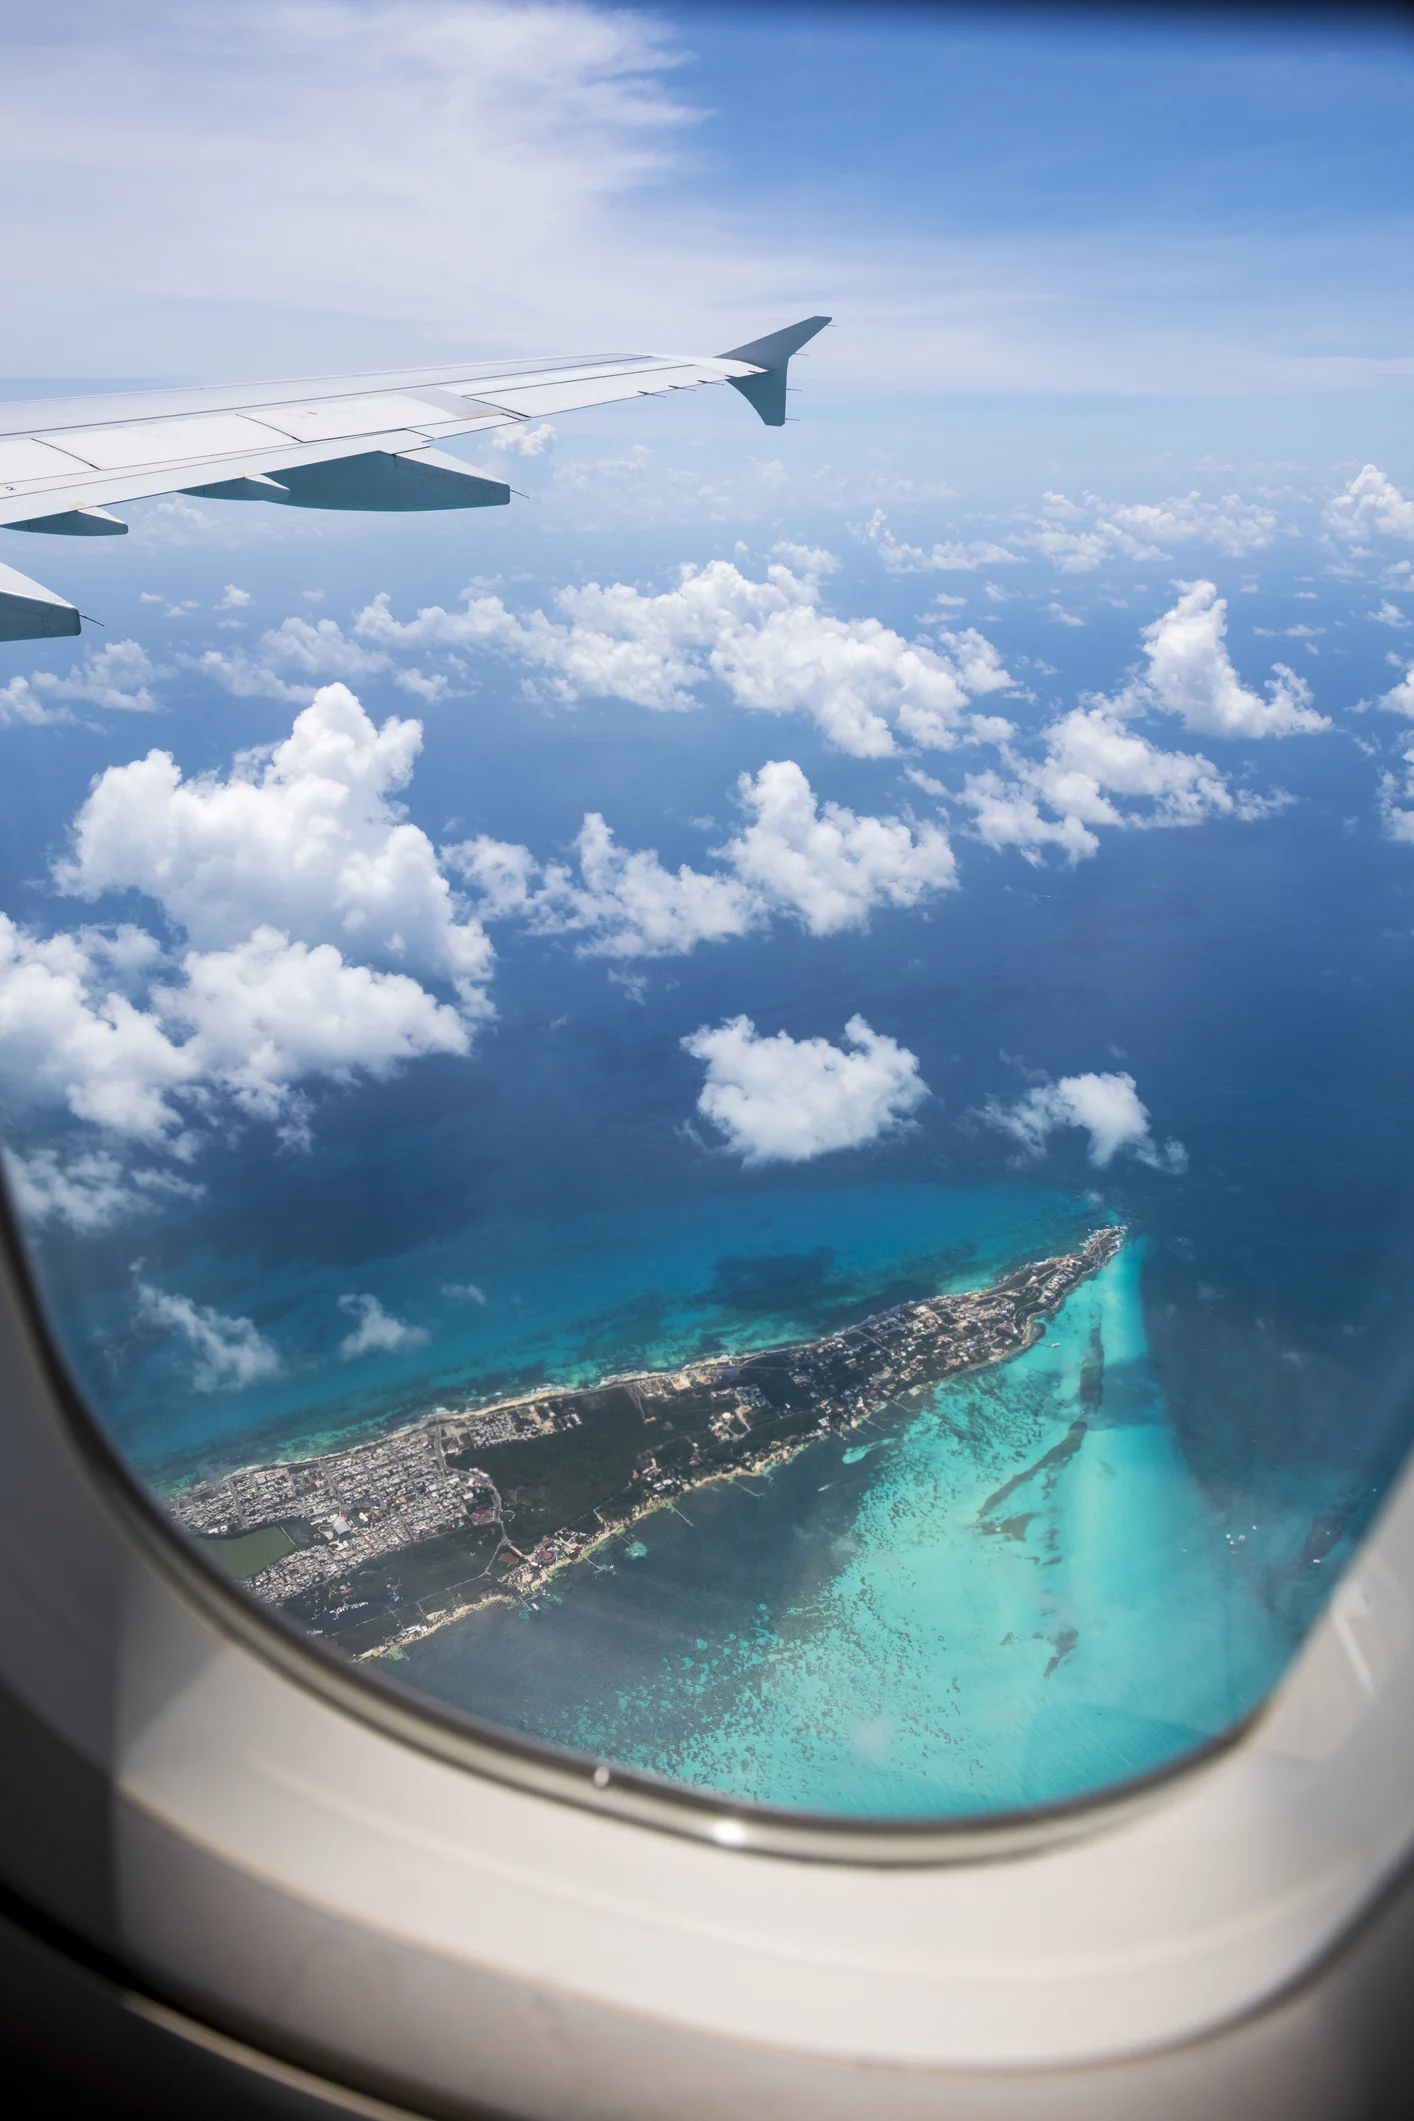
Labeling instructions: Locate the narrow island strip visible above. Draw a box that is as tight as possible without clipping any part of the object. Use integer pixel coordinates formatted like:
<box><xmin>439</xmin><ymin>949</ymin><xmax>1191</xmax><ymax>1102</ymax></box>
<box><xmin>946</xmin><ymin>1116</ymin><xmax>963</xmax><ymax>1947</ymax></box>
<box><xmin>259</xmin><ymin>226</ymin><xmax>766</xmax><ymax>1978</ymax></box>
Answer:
<box><xmin>167</xmin><ymin>1224</ymin><xmax>1124</xmax><ymax>1659</ymax></box>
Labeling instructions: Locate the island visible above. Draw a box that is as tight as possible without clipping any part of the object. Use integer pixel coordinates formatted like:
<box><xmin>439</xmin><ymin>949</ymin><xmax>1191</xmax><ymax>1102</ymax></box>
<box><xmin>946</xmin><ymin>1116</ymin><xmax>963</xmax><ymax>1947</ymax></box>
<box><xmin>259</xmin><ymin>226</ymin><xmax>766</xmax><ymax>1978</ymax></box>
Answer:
<box><xmin>166</xmin><ymin>1223</ymin><xmax>1124</xmax><ymax>1659</ymax></box>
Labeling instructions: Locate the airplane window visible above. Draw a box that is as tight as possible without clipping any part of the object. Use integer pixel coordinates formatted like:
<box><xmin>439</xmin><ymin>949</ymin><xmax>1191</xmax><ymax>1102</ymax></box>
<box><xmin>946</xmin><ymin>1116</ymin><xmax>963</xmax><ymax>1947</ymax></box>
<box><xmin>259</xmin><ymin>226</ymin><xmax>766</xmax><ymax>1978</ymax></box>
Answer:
<box><xmin>3</xmin><ymin>0</ymin><xmax>1414</xmax><ymax>1838</ymax></box>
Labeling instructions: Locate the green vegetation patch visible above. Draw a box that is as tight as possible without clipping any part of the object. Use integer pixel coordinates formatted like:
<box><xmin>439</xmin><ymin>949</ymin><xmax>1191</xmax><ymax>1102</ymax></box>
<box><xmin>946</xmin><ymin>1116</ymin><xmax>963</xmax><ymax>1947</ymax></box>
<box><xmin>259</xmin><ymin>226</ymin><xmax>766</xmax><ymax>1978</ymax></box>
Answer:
<box><xmin>199</xmin><ymin>1523</ymin><xmax>296</xmax><ymax>1579</ymax></box>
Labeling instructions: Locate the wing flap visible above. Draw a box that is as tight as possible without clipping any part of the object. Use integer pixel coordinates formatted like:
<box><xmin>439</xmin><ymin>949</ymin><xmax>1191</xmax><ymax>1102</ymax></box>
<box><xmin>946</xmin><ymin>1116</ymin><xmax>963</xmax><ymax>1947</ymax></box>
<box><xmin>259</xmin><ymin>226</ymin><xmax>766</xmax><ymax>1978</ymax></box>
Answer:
<box><xmin>0</xmin><ymin>437</ymin><xmax>92</xmax><ymax>483</ymax></box>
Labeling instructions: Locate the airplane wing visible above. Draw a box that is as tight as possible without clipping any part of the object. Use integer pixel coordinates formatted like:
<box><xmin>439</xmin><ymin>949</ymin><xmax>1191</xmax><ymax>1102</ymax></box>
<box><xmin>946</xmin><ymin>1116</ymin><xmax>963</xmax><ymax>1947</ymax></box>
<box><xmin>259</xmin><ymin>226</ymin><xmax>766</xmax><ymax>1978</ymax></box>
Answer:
<box><xmin>0</xmin><ymin>317</ymin><xmax>830</xmax><ymax>641</ymax></box>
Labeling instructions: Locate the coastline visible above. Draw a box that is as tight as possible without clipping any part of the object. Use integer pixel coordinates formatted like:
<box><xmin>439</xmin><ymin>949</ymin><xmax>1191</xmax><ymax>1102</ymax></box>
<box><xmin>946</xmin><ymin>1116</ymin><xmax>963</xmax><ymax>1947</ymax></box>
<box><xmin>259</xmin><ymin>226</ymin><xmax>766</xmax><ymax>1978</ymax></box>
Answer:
<box><xmin>364</xmin><ymin>1225</ymin><xmax>1128</xmax><ymax>1661</ymax></box>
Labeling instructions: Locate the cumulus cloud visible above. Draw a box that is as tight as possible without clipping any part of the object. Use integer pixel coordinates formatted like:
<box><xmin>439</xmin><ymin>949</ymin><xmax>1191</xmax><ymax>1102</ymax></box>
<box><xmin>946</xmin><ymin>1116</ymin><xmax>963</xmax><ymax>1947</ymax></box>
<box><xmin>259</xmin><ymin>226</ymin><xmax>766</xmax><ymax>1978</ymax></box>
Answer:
<box><xmin>0</xmin><ymin>913</ymin><xmax>470</xmax><ymax>1149</ymax></box>
<box><xmin>492</xmin><ymin>420</ymin><xmax>555</xmax><ymax>455</ymax></box>
<box><xmin>135</xmin><ymin>1280</ymin><xmax>282</xmax><ymax>1391</ymax></box>
<box><xmin>455</xmin><ymin>812</ymin><xmax>753</xmax><ymax>960</ymax></box>
<box><xmin>861</xmin><ymin>491</ymin><xmax>1282</xmax><ymax>581</ymax></box>
<box><xmin>982</xmin><ymin>1070</ymin><xmax>1186</xmax><ymax>1173</ymax></box>
<box><xmin>3</xmin><ymin>1144</ymin><xmax>201</xmax><ymax>1233</ymax></box>
<box><xmin>959</xmin><ymin>705</ymin><xmax>1258</xmax><ymax>864</ymax></box>
<box><xmin>861</xmin><ymin>511</ymin><xmax>1021</xmax><ymax>575</ymax></box>
<box><xmin>354</xmin><ymin>549</ymin><xmax>1014</xmax><ymax>757</ymax></box>
<box><xmin>0</xmin><ymin>685</ymin><xmax>487</xmax><ymax>1185</ymax></box>
<box><xmin>1325</xmin><ymin>466</ymin><xmax>1414</xmax><ymax>549</ymax></box>
<box><xmin>1379</xmin><ymin>663</ymin><xmax>1414</xmax><ymax>718</ymax></box>
<box><xmin>722</xmin><ymin>759</ymin><xmax>958</xmax><ymax>932</ymax></box>
<box><xmin>2</xmin><ymin>641</ymin><xmax>164</xmax><ymax>720</ymax></box>
<box><xmin>1021</xmin><ymin>490</ymin><xmax>1279</xmax><ymax>572</ymax></box>
<box><xmin>1133</xmin><ymin>581</ymin><xmax>1327</xmax><ymax>739</ymax></box>
<box><xmin>0</xmin><ymin>675</ymin><xmax>68</xmax><ymax>728</ymax></box>
<box><xmin>56</xmin><ymin>683</ymin><xmax>494</xmax><ymax>997</ymax></box>
<box><xmin>162</xmin><ymin>928</ymin><xmax>470</xmax><ymax>1143</ymax></box>
<box><xmin>683</xmin><ymin>1013</ymin><xmax>927</xmax><ymax>1165</ymax></box>
<box><xmin>0</xmin><ymin>916</ymin><xmax>192</xmax><ymax>1140</ymax></box>
<box><xmin>952</xmin><ymin>582</ymin><xmax>1322</xmax><ymax>864</ymax></box>
<box><xmin>337</xmin><ymin>1292</ymin><xmax>429</xmax><ymax>1360</ymax></box>
<box><xmin>196</xmin><ymin>614</ymin><xmax>394</xmax><ymax>703</ymax></box>
<box><xmin>449</xmin><ymin>759</ymin><xmax>958</xmax><ymax>957</ymax></box>
<box><xmin>1378</xmin><ymin>745</ymin><xmax>1414</xmax><ymax>842</ymax></box>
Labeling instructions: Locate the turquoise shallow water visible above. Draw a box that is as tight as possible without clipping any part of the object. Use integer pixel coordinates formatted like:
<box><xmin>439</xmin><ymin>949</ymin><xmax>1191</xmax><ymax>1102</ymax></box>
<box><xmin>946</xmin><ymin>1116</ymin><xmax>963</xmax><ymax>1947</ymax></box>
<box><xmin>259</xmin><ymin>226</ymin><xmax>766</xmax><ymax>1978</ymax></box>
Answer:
<box><xmin>135</xmin><ymin>1179</ymin><xmax>1096</xmax><ymax>1476</ymax></box>
<box><xmin>401</xmin><ymin>1240</ymin><xmax>1296</xmax><ymax>1814</ymax></box>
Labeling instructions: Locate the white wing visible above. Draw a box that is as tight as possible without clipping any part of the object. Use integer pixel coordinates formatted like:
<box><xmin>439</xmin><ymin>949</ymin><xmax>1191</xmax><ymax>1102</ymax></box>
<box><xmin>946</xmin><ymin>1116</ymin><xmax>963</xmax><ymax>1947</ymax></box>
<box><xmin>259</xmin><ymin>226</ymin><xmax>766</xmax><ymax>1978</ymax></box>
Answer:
<box><xmin>0</xmin><ymin>319</ymin><xmax>829</xmax><ymax>641</ymax></box>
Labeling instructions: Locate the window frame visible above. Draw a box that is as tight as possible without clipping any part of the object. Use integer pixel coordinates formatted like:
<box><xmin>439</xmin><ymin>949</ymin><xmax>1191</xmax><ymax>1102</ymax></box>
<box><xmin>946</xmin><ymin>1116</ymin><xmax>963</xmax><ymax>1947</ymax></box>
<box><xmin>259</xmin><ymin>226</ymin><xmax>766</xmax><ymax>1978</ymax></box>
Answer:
<box><xmin>2</xmin><ymin>1177</ymin><xmax>1414</xmax><ymax>2113</ymax></box>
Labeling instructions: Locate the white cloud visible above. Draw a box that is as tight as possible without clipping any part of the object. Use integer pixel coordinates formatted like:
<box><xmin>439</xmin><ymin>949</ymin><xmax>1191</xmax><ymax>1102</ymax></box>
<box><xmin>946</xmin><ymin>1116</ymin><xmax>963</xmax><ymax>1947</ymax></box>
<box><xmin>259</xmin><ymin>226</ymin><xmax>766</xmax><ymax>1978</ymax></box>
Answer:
<box><xmin>960</xmin><ymin>704</ymin><xmax>1254</xmax><ymax>865</ymax></box>
<box><xmin>862</xmin><ymin>492</ymin><xmax>1283</xmax><ymax>583</ymax></box>
<box><xmin>0</xmin><ymin>2</ymin><xmax>709</xmax><ymax>378</ymax></box>
<box><xmin>982</xmin><ymin>1070</ymin><xmax>1186</xmax><ymax>1173</ymax></box>
<box><xmin>135</xmin><ymin>1280</ymin><xmax>282</xmax><ymax>1391</ymax></box>
<box><xmin>57</xmin><ymin>682</ymin><xmax>494</xmax><ymax>997</ymax></box>
<box><xmin>683</xmin><ymin>1013</ymin><xmax>927</xmax><ymax>1165</ymax></box>
<box><xmin>722</xmin><ymin>759</ymin><xmax>958</xmax><ymax>933</ymax></box>
<box><xmin>338</xmin><ymin>1292</ymin><xmax>429</xmax><ymax>1360</ymax></box>
<box><xmin>1379</xmin><ymin>663</ymin><xmax>1414</xmax><ymax>717</ymax></box>
<box><xmin>163</xmin><ymin>927</ymin><xmax>471</xmax><ymax>1143</ymax></box>
<box><xmin>4</xmin><ymin>641</ymin><xmax>164</xmax><ymax>719</ymax></box>
<box><xmin>952</xmin><ymin>583</ymin><xmax>1321</xmax><ymax>865</ymax></box>
<box><xmin>355</xmin><ymin>551</ymin><xmax>1014</xmax><ymax>758</ymax></box>
<box><xmin>861</xmin><ymin>511</ymin><xmax>1021</xmax><ymax>575</ymax></box>
<box><xmin>3</xmin><ymin>1144</ymin><xmax>201</xmax><ymax>1234</ymax></box>
<box><xmin>0</xmin><ymin>687</ymin><xmax>485</xmax><ymax>1166</ymax></box>
<box><xmin>0</xmin><ymin>914</ymin><xmax>470</xmax><ymax>1148</ymax></box>
<box><xmin>196</xmin><ymin>615</ymin><xmax>392</xmax><ymax>703</ymax></box>
<box><xmin>449</xmin><ymin>759</ymin><xmax>957</xmax><ymax>957</ymax></box>
<box><xmin>1325</xmin><ymin>466</ymin><xmax>1414</xmax><ymax>549</ymax></box>
<box><xmin>0</xmin><ymin>675</ymin><xmax>67</xmax><ymax>728</ymax></box>
<box><xmin>0</xmin><ymin>916</ymin><xmax>193</xmax><ymax>1141</ymax></box>
<box><xmin>1370</xmin><ymin>601</ymin><xmax>1408</xmax><ymax>629</ymax></box>
<box><xmin>1023</xmin><ymin>491</ymin><xmax>1279</xmax><ymax>573</ymax></box>
<box><xmin>491</xmin><ymin>420</ymin><xmax>555</xmax><ymax>455</ymax></box>
<box><xmin>217</xmin><ymin>584</ymin><xmax>253</xmax><ymax>609</ymax></box>
<box><xmin>454</xmin><ymin>813</ymin><xmax>753</xmax><ymax>960</ymax></box>
<box><xmin>1134</xmin><ymin>581</ymin><xmax>1327</xmax><ymax>738</ymax></box>
<box><xmin>1378</xmin><ymin>744</ymin><xmax>1414</xmax><ymax>842</ymax></box>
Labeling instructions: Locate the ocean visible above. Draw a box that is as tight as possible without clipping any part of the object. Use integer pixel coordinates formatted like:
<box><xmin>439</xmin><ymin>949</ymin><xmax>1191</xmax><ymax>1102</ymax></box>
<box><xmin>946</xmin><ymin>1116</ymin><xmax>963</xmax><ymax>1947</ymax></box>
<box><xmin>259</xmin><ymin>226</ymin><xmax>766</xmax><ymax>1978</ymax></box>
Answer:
<box><xmin>395</xmin><ymin>1235</ymin><xmax>1301</xmax><ymax>1814</ymax></box>
<box><xmin>5</xmin><ymin>531</ymin><xmax>1413</xmax><ymax>1821</ymax></box>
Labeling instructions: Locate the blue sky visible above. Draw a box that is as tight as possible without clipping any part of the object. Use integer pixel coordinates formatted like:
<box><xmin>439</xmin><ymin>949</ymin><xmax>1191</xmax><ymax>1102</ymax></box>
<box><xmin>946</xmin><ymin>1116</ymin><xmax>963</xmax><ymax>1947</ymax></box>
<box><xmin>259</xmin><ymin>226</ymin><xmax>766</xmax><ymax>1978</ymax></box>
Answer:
<box><xmin>4</xmin><ymin>4</ymin><xmax>1413</xmax><ymax>441</ymax></box>
<box><xmin>4</xmin><ymin>1</ymin><xmax>1414</xmax><ymax>1427</ymax></box>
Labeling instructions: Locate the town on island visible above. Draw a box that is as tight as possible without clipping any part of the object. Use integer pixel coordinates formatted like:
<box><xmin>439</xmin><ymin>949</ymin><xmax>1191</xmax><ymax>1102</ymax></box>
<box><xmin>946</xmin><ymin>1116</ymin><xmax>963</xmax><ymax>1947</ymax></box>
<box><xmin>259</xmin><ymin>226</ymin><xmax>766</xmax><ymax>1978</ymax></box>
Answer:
<box><xmin>167</xmin><ymin>1224</ymin><xmax>1125</xmax><ymax>1659</ymax></box>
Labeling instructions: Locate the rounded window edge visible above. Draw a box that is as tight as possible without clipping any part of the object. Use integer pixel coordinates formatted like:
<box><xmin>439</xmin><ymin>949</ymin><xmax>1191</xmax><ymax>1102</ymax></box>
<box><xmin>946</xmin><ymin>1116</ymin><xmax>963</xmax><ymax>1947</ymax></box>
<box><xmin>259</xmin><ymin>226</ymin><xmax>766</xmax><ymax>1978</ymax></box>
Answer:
<box><xmin>0</xmin><ymin>1180</ymin><xmax>1260</xmax><ymax>1869</ymax></box>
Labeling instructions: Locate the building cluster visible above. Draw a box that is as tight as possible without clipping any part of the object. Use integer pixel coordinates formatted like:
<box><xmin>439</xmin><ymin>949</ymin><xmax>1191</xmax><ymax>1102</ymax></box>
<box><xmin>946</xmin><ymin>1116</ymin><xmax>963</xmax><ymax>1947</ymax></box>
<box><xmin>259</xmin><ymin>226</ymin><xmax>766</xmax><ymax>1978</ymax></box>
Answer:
<box><xmin>504</xmin><ymin>1528</ymin><xmax>594</xmax><ymax>1596</ymax></box>
<box><xmin>434</xmin><ymin>1401</ymin><xmax>563</xmax><ymax>1451</ymax></box>
<box><xmin>165</xmin><ymin>1417</ymin><xmax>515</xmax><ymax>1609</ymax></box>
